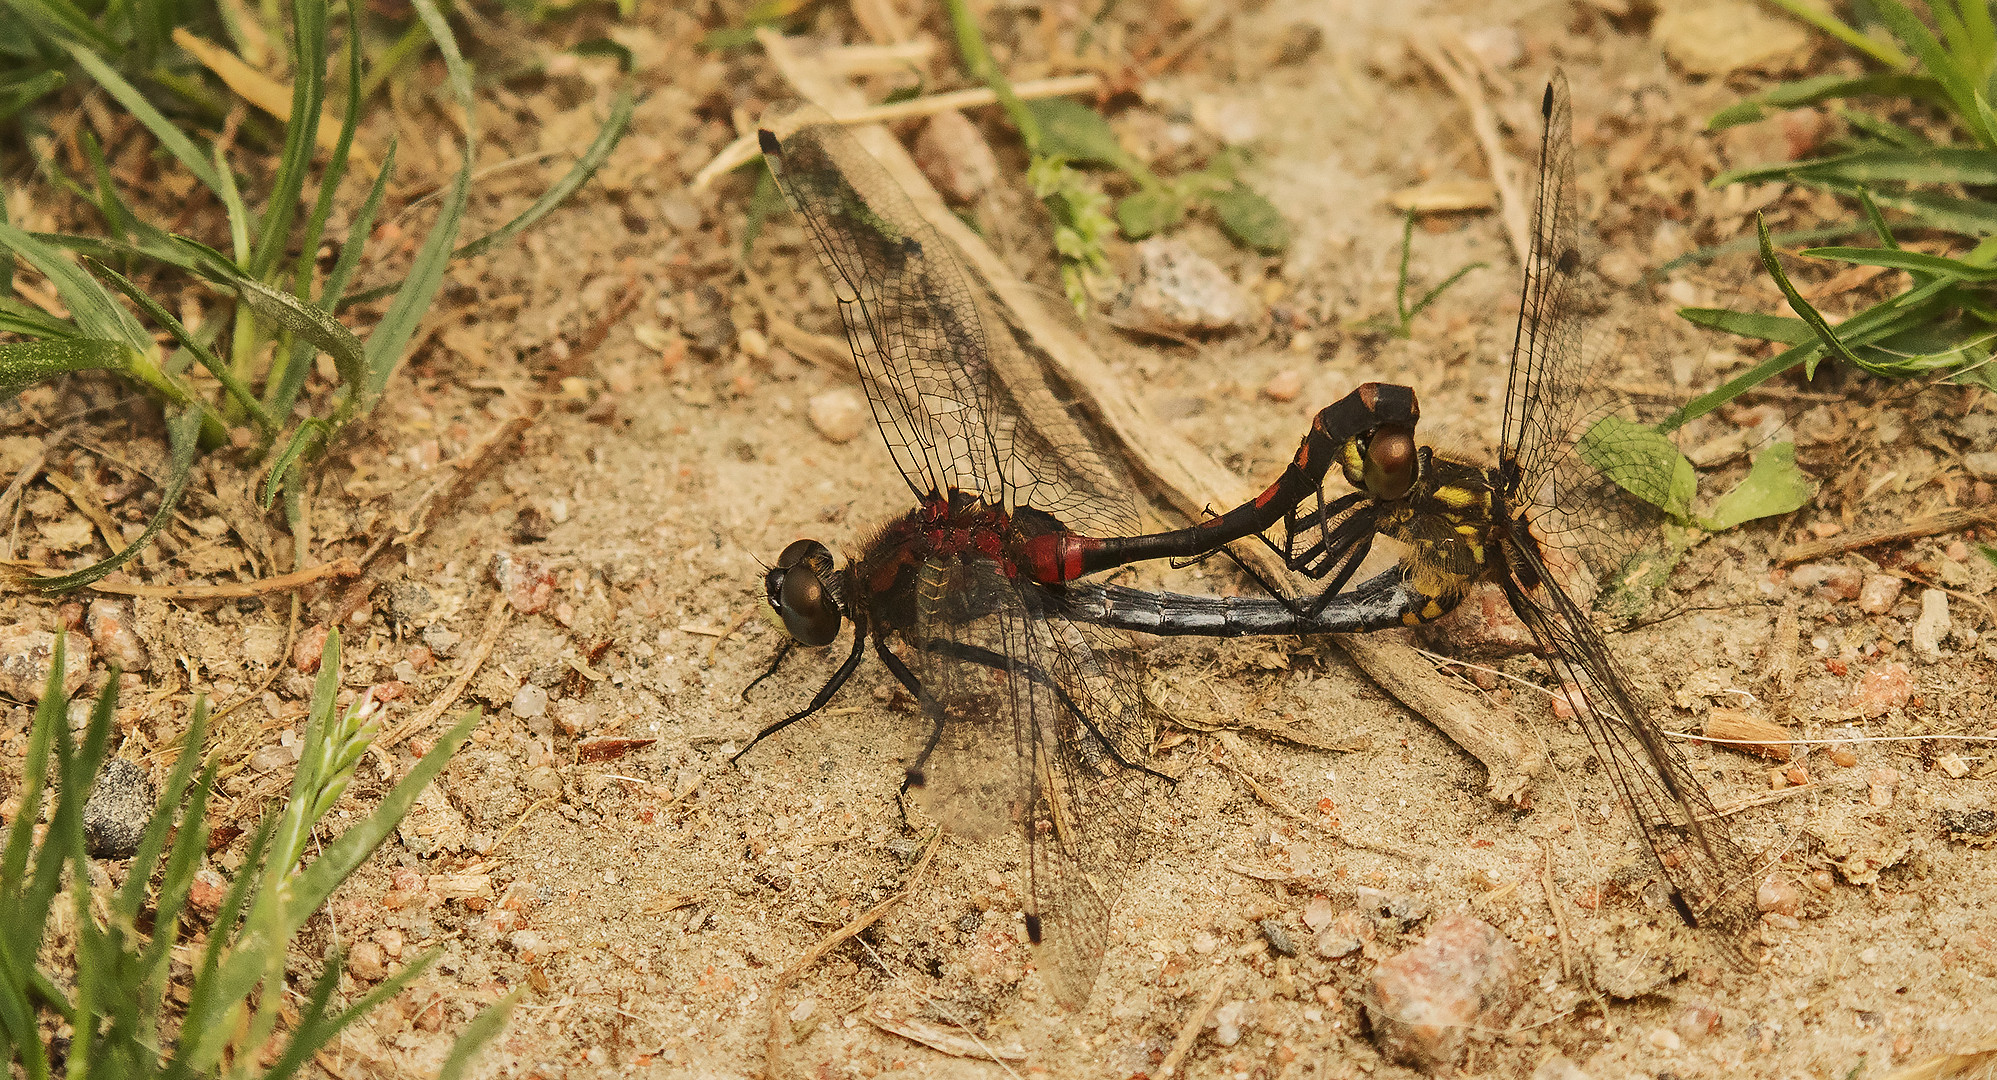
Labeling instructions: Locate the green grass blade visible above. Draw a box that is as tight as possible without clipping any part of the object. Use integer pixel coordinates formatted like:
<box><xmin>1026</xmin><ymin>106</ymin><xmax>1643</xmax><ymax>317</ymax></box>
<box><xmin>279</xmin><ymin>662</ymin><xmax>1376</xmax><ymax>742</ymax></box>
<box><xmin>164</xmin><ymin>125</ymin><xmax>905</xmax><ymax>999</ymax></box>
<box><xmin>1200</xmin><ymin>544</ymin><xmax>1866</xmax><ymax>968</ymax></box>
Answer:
<box><xmin>250</xmin><ymin>0</ymin><xmax>329</xmax><ymax>280</ymax></box>
<box><xmin>1856</xmin><ymin>187</ymin><xmax>1900</xmax><ymax>248</ymax></box>
<box><xmin>287</xmin><ymin>711</ymin><xmax>479</xmax><ymax>919</ymax></box>
<box><xmin>434</xmin><ymin>992</ymin><xmax>521</xmax><ymax>1080</ymax></box>
<box><xmin>1759</xmin><ymin>213</ymin><xmax>1883</xmax><ymax>371</ymax></box>
<box><xmin>292</xmin><ymin>0</ymin><xmax>364</xmax><ymax>300</ymax></box>
<box><xmin>1707</xmin><ymin>73</ymin><xmax>1941</xmax><ymax>130</ymax></box>
<box><xmin>454</xmin><ymin>85</ymin><xmax>634</xmax><ymax>261</ymax></box>
<box><xmin>0</xmin><ymin>337</ymin><xmax>144</xmax><ymax>396</ymax></box>
<box><xmin>1679</xmin><ymin>307</ymin><xmax>1815</xmax><ymax>344</ymax></box>
<box><xmin>1713</xmin><ymin>147</ymin><xmax>1997</xmax><ymax>187</ymax></box>
<box><xmin>211</xmin><ymin>142</ymin><xmax>251</xmax><ymax>264</ymax></box>
<box><xmin>1762</xmin><ymin>0</ymin><xmax>1912</xmax><ymax>69</ymax></box>
<box><xmin>0</xmin><ymin>221</ymin><xmax>152</xmax><ymax>350</ymax></box>
<box><xmin>61</xmin><ymin>42</ymin><xmax>224</xmax><ymax>192</ymax></box>
<box><xmin>1798</xmin><ymin>244</ymin><xmax>1997</xmax><ymax>280</ymax></box>
<box><xmin>25</xmin><ymin>404</ymin><xmax>203</xmax><ymax>591</ymax></box>
<box><xmin>11</xmin><ymin>0</ymin><xmax>114</xmax><ymax>53</ymax></box>
<box><xmin>111</xmin><ymin>700</ymin><xmax>208</xmax><ymax>922</ymax></box>
<box><xmin>263</xmin><ymin>950</ymin><xmax>442</xmax><ymax>1078</ymax></box>
<box><xmin>187</xmin><ymin>253</ymin><xmax>367</xmax><ymax>387</ymax></box>
<box><xmin>88</xmin><ymin>259</ymin><xmax>276</xmax><ymax>428</ymax></box>
<box><xmin>1833</xmin><ymin>183</ymin><xmax>1997</xmax><ymax>234</ymax></box>
<box><xmin>80</xmin><ymin>129</ymin><xmax>132</xmax><ymax>245</ymax></box>
<box><xmin>323</xmin><ymin>140</ymin><xmax>395</xmax><ymax>311</ymax></box>
<box><xmin>0</xmin><ymin>296</ymin><xmax>75</xmax><ymax>338</ymax></box>
<box><xmin>259</xmin><ymin>418</ymin><xmax>328</xmax><ymax>509</ymax></box>
<box><xmin>359</xmin><ymin>0</ymin><xmax>472</xmax><ymax>412</ymax></box>
<box><xmin>1875</xmin><ymin>0</ymin><xmax>1997</xmax><ymax>146</ymax></box>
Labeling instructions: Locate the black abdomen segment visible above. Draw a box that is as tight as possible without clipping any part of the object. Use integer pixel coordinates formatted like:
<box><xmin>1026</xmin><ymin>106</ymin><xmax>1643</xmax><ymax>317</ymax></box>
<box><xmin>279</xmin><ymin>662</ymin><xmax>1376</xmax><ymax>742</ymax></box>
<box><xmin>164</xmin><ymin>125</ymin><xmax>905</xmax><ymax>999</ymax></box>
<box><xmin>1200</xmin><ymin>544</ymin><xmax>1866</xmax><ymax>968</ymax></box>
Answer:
<box><xmin>1062</xmin><ymin>567</ymin><xmax>1426</xmax><ymax>638</ymax></box>
<box><xmin>1023</xmin><ymin>384</ymin><xmax>1418</xmax><ymax>583</ymax></box>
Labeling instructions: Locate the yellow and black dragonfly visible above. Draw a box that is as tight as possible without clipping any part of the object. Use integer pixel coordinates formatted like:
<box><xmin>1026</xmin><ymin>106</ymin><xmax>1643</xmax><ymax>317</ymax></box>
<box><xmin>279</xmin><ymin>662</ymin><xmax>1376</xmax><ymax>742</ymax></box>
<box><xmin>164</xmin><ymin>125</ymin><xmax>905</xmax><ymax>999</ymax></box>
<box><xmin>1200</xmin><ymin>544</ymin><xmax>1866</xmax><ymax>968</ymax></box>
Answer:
<box><xmin>1154</xmin><ymin>72</ymin><xmax>1761</xmax><ymax>935</ymax></box>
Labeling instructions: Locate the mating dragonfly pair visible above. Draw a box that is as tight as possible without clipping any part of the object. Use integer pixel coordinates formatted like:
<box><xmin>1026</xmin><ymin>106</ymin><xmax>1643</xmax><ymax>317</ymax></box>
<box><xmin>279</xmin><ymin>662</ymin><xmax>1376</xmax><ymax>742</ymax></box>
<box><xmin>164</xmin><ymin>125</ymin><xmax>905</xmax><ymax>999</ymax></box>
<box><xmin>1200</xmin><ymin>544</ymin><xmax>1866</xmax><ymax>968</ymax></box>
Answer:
<box><xmin>737</xmin><ymin>74</ymin><xmax>1757</xmax><ymax>1006</ymax></box>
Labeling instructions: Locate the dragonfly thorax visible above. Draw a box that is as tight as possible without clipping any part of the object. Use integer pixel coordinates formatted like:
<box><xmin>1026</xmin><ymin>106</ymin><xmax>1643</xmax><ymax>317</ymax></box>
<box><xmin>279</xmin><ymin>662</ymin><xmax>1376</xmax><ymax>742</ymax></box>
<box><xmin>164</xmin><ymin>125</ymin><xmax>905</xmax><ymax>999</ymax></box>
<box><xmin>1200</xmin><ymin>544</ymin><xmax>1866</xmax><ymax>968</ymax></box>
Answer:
<box><xmin>766</xmin><ymin>538</ymin><xmax>845</xmax><ymax>646</ymax></box>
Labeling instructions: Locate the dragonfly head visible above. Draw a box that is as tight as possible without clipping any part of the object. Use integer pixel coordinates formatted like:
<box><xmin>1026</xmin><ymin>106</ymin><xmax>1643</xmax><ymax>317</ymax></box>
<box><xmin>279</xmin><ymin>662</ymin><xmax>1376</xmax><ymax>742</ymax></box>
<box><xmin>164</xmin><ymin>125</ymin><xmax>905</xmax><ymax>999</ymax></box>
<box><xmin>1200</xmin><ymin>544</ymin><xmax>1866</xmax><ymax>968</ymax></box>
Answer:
<box><xmin>765</xmin><ymin>539</ymin><xmax>845</xmax><ymax>646</ymax></box>
<box><xmin>1345</xmin><ymin>423</ymin><xmax>1418</xmax><ymax>502</ymax></box>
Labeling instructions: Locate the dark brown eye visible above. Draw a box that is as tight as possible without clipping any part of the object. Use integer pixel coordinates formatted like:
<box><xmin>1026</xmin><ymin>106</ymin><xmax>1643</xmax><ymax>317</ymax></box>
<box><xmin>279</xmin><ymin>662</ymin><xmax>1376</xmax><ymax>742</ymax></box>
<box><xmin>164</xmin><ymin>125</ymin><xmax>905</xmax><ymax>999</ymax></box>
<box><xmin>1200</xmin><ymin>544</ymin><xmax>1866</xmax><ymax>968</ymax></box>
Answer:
<box><xmin>767</xmin><ymin>540</ymin><xmax>842</xmax><ymax>645</ymax></box>
<box><xmin>1364</xmin><ymin>426</ymin><xmax>1416</xmax><ymax>501</ymax></box>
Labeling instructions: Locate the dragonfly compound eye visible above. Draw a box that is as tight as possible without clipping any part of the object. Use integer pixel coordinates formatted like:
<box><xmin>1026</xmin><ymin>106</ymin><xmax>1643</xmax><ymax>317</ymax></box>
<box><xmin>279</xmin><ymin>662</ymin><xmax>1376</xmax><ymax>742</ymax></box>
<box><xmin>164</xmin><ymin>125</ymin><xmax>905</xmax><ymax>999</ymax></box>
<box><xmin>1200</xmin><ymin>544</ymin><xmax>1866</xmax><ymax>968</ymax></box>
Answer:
<box><xmin>1362</xmin><ymin>426</ymin><xmax>1417</xmax><ymax>501</ymax></box>
<box><xmin>774</xmin><ymin>560</ymin><xmax>843</xmax><ymax>646</ymax></box>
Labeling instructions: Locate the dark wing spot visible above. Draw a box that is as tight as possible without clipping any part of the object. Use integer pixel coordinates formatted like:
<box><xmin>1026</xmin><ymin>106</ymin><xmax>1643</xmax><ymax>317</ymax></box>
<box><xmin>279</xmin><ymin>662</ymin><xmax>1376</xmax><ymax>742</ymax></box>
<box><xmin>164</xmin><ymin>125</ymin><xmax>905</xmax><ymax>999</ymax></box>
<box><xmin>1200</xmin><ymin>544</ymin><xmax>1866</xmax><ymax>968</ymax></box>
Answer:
<box><xmin>1556</xmin><ymin>247</ymin><xmax>1580</xmax><ymax>274</ymax></box>
<box><xmin>901</xmin><ymin>236</ymin><xmax>923</xmax><ymax>257</ymax></box>
<box><xmin>758</xmin><ymin>129</ymin><xmax>780</xmax><ymax>155</ymax></box>
<box><xmin>1025</xmin><ymin>912</ymin><xmax>1043</xmax><ymax>943</ymax></box>
<box><xmin>1541</xmin><ymin>82</ymin><xmax>1554</xmax><ymax>117</ymax></box>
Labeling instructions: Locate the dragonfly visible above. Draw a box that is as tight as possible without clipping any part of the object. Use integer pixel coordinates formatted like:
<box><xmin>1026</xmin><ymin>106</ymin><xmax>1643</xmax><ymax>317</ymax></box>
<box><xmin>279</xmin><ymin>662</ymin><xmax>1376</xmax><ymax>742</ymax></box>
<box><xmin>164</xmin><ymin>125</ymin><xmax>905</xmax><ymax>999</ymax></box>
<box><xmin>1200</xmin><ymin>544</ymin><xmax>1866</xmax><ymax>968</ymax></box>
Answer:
<box><xmin>1128</xmin><ymin>73</ymin><xmax>1758</xmax><ymax>935</ymax></box>
<box><xmin>733</xmin><ymin>111</ymin><xmax>1440</xmax><ymax>1006</ymax></box>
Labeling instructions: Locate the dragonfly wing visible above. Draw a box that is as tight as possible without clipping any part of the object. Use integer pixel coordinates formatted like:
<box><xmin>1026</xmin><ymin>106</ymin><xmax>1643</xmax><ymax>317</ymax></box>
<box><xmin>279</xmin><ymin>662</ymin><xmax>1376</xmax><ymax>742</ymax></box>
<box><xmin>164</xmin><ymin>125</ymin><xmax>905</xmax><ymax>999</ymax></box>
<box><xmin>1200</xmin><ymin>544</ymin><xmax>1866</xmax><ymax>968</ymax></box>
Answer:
<box><xmin>900</xmin><ymin>551</ymin><xmax>1160</xmax><ymax>1007</ymax></box>
<box><xmin>762</xmin><ymin>112</ymin><xmax>1138</xmax><ymax>541</ymax></box>
<box><xmin>1499</xmin><ymin>531</ymin><xmax>1758</xmax><ymax>937</ymax></box>
<box><xmin>762</xmin><ymin>113</ymin><xmax>1006</xmax><ymax>503</ymax></box>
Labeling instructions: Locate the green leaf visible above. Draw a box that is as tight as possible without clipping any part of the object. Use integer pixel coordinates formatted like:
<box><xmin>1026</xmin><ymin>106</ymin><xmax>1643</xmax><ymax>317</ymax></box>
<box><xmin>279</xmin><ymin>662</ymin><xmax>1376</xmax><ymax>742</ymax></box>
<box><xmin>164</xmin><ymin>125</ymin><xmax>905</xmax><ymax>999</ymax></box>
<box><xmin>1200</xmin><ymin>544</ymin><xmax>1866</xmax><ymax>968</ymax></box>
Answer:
<box><xmin>1679</xmin><ymin>307</ymin><xmax>1816</xmax><ymax>344</ymax></box>
<box><xmin>0</xmin><ymin>221</ymin><xmax>151</xmax><ymax>351</ymax></box>
<box><xmin>1713</xmin><ymin>147</ymin><xmax>1997</xmax><ymax>187</ymax></box>
<box><xmin>360</xmin><ymin>0</ymin><xmax>474</xmax><ymax>414</ymax></box>
<box><xmin>1799</xmin><ymin>244</ymin><xmax>1997</xmax><ymax>280</ymax></box>
<box><xmin>1699</xmin><ymin>442</ymin><xmax>1818</xmax><ymax>531</ymax></box>
<box><xmin>0</xmin><ymin>337</ymin><xmax>144</xmax><ymax>396</ymax></box>
<box><xmin>1756</xmin><ymin>213</ymin><xmax>1867</xmax><ymax>373</ymax></box>
<box><xmin>189</xmin><ymin>255</ymin><xmax>367</xmax><ymax>388</ymax></box>
<box><xmin>1211</xmin><ymin>183</ymin><xmax>1290</xmax><ymax>253</ymax></box>
<box><xmin>1706</xmin><ymin>73</ymin><xmax>1940</xmax><ymax>131</ymax></box>
<box><xmin>0</xmin><ymin>296</ymin><xmax>77</xmax><ymax>338</ymax></box>
<box><xmin>248</xmin><ymin>0</ymin><xmax>330</xmax><ymax>280</ymax></box>
<box><xmin>1578</xmin><ymin>414</ymin><xmax>1697</xmax><ymax>523</ymax></box>
<box><xmin>62</xmin><ymin>42</ymin><xmax>226</xmax><ymax>195</ymax></box>
<box><xmin>1027</xmin><ymin>97</ymin><xmax>1132</xmax><ymax>169</ymax></box>
<box><xmin>1115</xmin><ymin>188</ymin><xmax>1182</xmax><ymax>239</ymax></box>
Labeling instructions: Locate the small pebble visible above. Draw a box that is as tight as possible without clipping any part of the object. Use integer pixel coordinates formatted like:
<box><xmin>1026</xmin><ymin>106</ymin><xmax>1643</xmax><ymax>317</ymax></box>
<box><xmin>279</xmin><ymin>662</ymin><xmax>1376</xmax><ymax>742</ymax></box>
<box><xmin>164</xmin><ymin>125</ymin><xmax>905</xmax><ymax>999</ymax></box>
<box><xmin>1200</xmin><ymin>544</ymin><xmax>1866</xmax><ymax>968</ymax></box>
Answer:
<box><xmin>87</xmin><ymin>600</ymin><xmax>150</xmax><ymax>672</ymax></box>
<box><xmin>1756</xmin><ymin>876</ymin><xmax>1800</xmax><ymax>916</ymax></box>
<box><xmin>1120</xmin><ymin>238</ymin><xmax>1254</xmax><ymax>334</ymax></box>
<box><xmin>511</xmin><ymin>683</ymin><xmax>550</xmax><ymax>719</ymax></box>
<box><xmin>1964</xmin><ymin>451</ymin><xmax>1997</xmax><ymax>481</ymax></box>
<box><xmin>1531</xmin><ymin>1056</ymin><xmax>1592</xmax><ymax>1080</ymax></box>
<box><xmin>1302</xmin><ymin>894</ymin><xmax>1336</xmax><ymax>932</ymax></box>
<box><xmin>807</xmin><ymin>388</ymin><xmax>868</xmax><ymax>444</ymax></box>
<box><xmin>1262</xmin><ymin>369</ymin><xmax>1304</xmax><ymax>402</ymax></box>
<box><xmin>1868</xmin><ymin>767</ymin><xmax>1901</xmax><ymax>808</ymax></box>
<box><xmin>1910</xmin><ymin>589</ymin><xmax>1950</xmax><ymax>662</ymax></box>
<box><xmin>492</xmin><ymin>552</ymin><xmax>557</xmax><ymax>615</ymax></box>
<box><xmin>1809</xmin><ymin>870</ymin><xmax>1836</xmax><ymax>893</ymax></box>
<box><xmin>1211</xmin><ymin>999</ymin><xmax>1252</xmax><ymax>1047</ymax></box>
<box><xmin>1937</xmin><ymin>754</ymin><xmax>1970</xmax><ymax>779</ymax></box>
<box><xmin>1762</xmin><ymin>912</ymin><xmax>1801</xmax><ymax>930</ymax></box>
<box><xmin>1259</xmin><ymin>918</ymin><xmax>1298</xmax><ymax>957</ymax></box>
<box><xmin>188</xmin><ymin>868</ymin><xmax>228</xmax><ymax>917</ymax></box>
<box><xmin>1784</xmin><ymin>764</ymin><xmax>1809</xmax><ymax>786</ymax></box>
<box><xmin>1829</xmin><ymin>747</ymin><xmax>1858</xmax><ymax>768</ymax></box>
<box><xmin>1190</xmin><ymin>930</ymin><xmax>1220</xmax><ymax>955</ymax></box>
<box><xmin>1851</xmin><ymin>662</ymin><xmax>1912</xmax><ymax>717</ymax></box>
<box><xmin>1365</xmin><ymin>914</ymin><xmax>1520</xmax><ymax>1070</ymax></box>
<box><xmin>1792</xmin><ymin>563</ymin><xmax>1862</xmax><ymax>600</ymax></box>
<box><xmin>1675</xmin><ymin>1002</ymin><xmax>1723</xmax><ymax>1041</ymax></box>
<box><xmin>0</xmin><ymin>626</ymin><xmax>92</xmax><ymax>700</ymax></box>
<box><xmin>1855</xmin><ymin>574</ymin><xmax>1904</xmax><ymax>615</ymax></box>
<box><xmin>1648</xmin><ymin>1027</ymin><xmax>1683</xmax><ymax>1052</ymax></box>
<box><xmin>83</xmin><ymin>759</ymin><xmax>157</xmax><ymax>859</ymax></box>
<box><xmin>349</xmin><ymin>940</ymin><xmax>388</xmax><ymax>981</ymax></box>
<box><xmin>911</xmin><ymin>110</ymin><xmax>999</xmax><ymax>204</ymax></box>
<box><xmin>524</xmin><ymin>766</ymin><xmax>563</xmax><ymax>798</ymax></box>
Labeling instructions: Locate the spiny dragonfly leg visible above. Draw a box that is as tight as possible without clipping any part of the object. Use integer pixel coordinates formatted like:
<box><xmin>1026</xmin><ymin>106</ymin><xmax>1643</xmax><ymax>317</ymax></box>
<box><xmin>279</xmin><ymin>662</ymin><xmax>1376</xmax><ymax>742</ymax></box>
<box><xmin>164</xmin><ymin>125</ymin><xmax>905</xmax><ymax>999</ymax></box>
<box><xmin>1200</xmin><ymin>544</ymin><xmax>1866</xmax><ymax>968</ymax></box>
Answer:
<box><xmin>872</xmin><ymin>636</ymin><xmax>952</xmax><ymax>787</ymax></box>
<box><xmin>739</xmin><ymin>640</ymin><xmax>796</xmax><ymax>703</ymax></box>
<box><xmin>731</xmin><ymin>628</ymin><xmax>867</xmax><ymax>763</ymax></box>
<box><xmin>916</xmin><ymin>637</ymin><xmax>1179</xmax><ymax>786</ymax></box>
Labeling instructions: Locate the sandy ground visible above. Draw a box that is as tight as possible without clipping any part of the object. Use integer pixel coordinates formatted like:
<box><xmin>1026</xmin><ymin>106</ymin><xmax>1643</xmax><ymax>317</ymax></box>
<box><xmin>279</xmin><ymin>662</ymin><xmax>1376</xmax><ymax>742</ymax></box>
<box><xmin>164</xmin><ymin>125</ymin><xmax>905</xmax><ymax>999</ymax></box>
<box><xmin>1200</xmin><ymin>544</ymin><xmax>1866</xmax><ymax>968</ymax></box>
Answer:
<box><xmin>4</xmin><ymin>0</ymin><xmax>1995</xmax><ymax>1077</ymax></box>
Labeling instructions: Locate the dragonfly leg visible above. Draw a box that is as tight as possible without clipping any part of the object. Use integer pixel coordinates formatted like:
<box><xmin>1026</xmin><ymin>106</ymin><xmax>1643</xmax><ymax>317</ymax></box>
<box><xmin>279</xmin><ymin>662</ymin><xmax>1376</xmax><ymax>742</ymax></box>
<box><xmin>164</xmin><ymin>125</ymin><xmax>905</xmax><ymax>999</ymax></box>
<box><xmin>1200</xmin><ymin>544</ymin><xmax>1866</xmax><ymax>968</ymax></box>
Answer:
<box><xmin>731</xmin><ymin>628</ymin><xmax>866</xmax><ymax>763</ymax></box>
<box><xmin>872</xmin><ymin>635</ymin><xmax>952</xmax><ymax>787</ymax></box>
<box><xmin>739</xmin><ymin>639</ymin><xmax>796</xmax><ymax>703</ymax></box>
<box><xmin>914</xmin><ymin>637</ymin><xmax>1178</xmax><ymax>786</ymax></box>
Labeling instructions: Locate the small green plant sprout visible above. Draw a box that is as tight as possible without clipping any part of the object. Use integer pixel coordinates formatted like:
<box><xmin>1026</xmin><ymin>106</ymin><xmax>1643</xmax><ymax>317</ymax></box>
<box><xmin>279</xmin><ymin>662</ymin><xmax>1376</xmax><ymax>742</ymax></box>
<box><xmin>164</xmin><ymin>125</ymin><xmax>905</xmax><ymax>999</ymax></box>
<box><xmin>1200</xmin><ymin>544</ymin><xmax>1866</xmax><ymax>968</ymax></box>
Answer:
<box><xmin>1679</xmin><ymin>0</ymin><xmax>1997</xmax><ymax>428</ymax></box>
<box><xmin>0</xmin><ymin>629</ymin><xmax>500</xmax><ymax>1078</ymax></box>
<box><xmin>939</xmin><ymin>0</ymin><xmax>1290</xmax><ymax>310</ymax></box>
<box><xmin>1355</xmin><ymin>211</ymin><xmax>1487</xmax><ymax>339</ymax></box>
<box><xmin>0</xmin><ymin>0</ymin><xmax>632</xmax><ymax>593</ymax></box>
